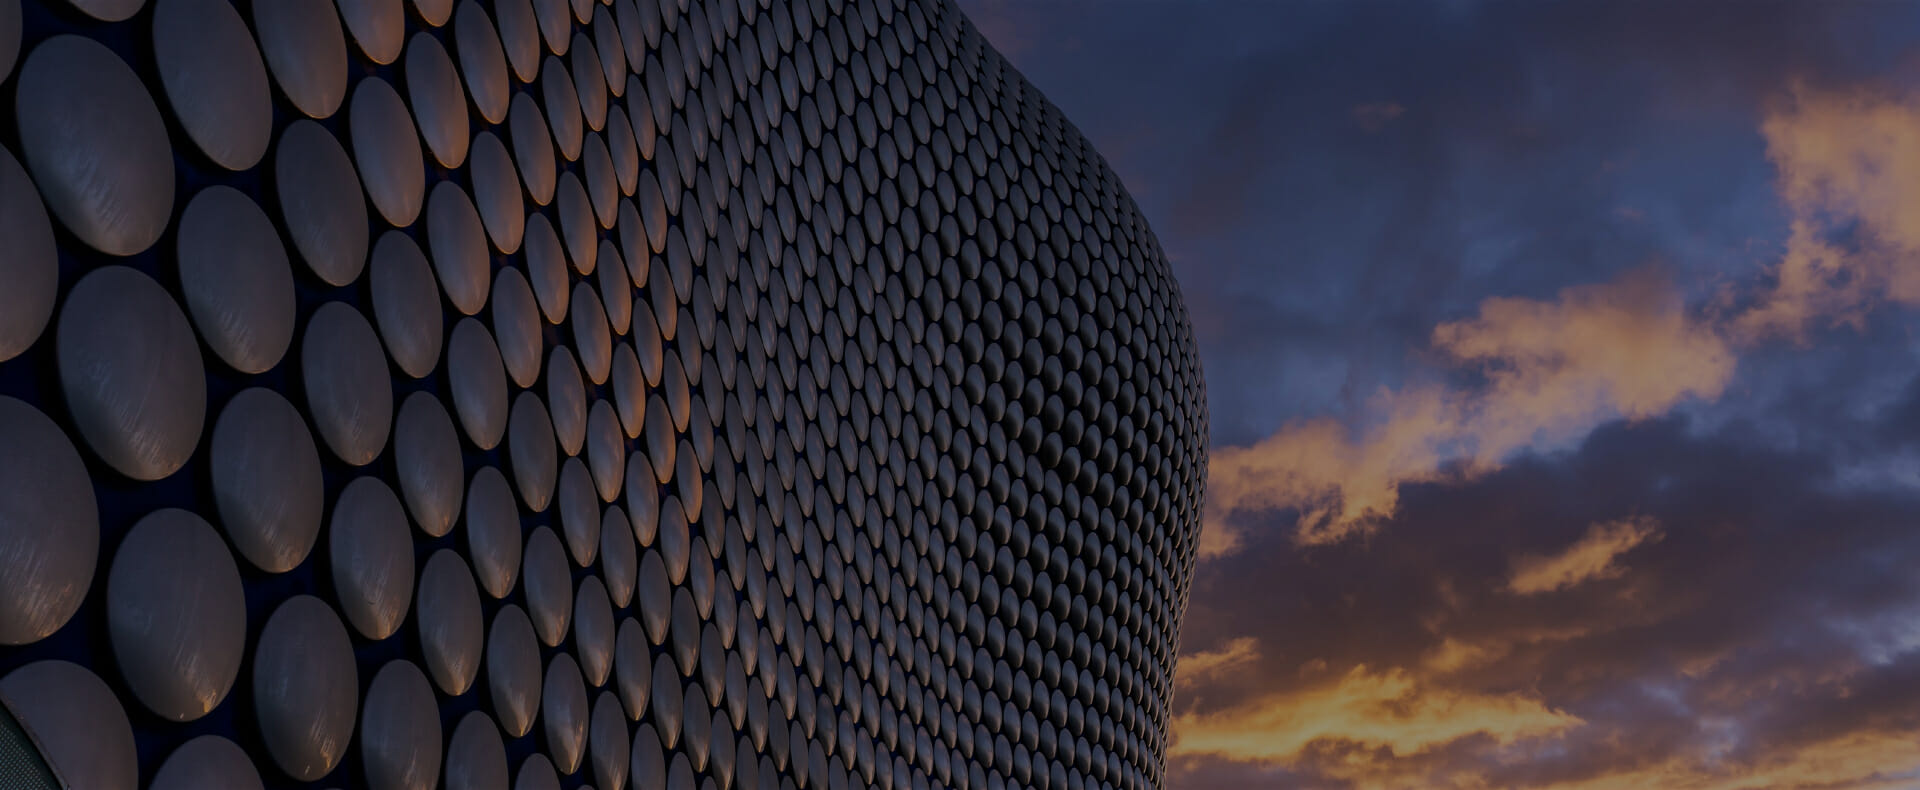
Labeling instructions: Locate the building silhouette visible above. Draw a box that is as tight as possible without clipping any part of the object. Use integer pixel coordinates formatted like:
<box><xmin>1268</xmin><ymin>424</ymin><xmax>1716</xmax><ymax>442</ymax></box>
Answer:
<box><xmin>0</xmin><ymin>0</ymin><xmax>1207</xmax><ymax>788</ymax></box>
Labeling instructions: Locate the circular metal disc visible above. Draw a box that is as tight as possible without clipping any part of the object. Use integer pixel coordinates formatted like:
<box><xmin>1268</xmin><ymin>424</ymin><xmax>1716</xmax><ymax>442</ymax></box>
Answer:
<box><xmin>523</xmin><ymin>526</ymin><xmax>572</xmax><ymax>647</ymax></box>
<box><xmin>448</xmin><ymin>317</ymin><xmax>509</xmax><ymax>450</ymax></box>
<box><xmin>515</xmin><ymin>755</ymin><xmax>560</xmax><ymax>790</ymax></box>
<box><xmin>557</xmin><ymin>457</ymin><xmax>601</xmax><ymax>565</ymax></box>
<box><xmin>454</xmin><ymin>2</ymin><xmax>510</xmax><ymax>123</ymax></box>
<box><xmin>493</xmin><ymin>267</ymin><xmax>543</xmax><ymax>387</ymax></box>
<box><xmin>361</xmin><ymin>660</ymin><xmax>443</xmax><ymax>790</ymax></box>
<box><xmin>106</xmin><ymin>508</ymin><xmax>246</xmax><ymax>721</ymax></box>
<box><xmin>0</xmin><ymin>397</ymin><xmax>96</xmax><ymax>645</ymax></box>
<box><xmin>154</xmin><ymin>0</ymin><xmax>272</xmax><ymax>170</ymax></box>
<box><xmin>253</xmin><ymin>596</ymin><xmax>358</xmax><ymax>781</ymax></box>
<box><xmin>406</xmin><ymin>32</ymin><xmax>470</xmax><ymax>167</ymax></box>
<box><xmin>15</xmin><ymin>36</ymin><xmax>173</xmax><ymax>255</ymax></box>
<box><xmin>428</xmin><ymin>180</ymin><xmax>491</xmax><ymax>316</ymax></box>
<box><xmin>525</xmin><ymin>220</ymin><xmax>570</xmax><ymax>330</ymax></box>
<box><xmin>465</xmin><ymin>465</ymin><xmax>522</xmax><ymax>598</ymax></box>
<box><xmin>509</xmin><ymin>93</ymin><xmax>558</xmax><ymax>205</ymax></box>
<box><xmin>302</xmin><ymin>301</ymin><xmax>393</xmax><ymax>465</ymax></box>
<box><xmin>470</xmin><ymin>132</ymin><xmax>526</xmax><ymax>252</ymax></box>
<box><xmin>329</xmin><ymin>475</ymin><xmax>415</xmax><ymax>640</ymax></box>
<box><xmin>546</xmin><ymin>346</ymin><xmax>587</xmax><ymax>453</ymax></box>
<box><xmin>276</xmin><ymin>120</ymin><xmax>370</xmax><ymax>285</ymax></box>
<box><xmin>369</xmin><ymin>230</ymin><xmax>444</xmax><ymax>378</ymax></box>
<box><xmin>508</xmin><ymin>390</ymin><xmax>558</xmax><ymax>511</ymax></box>
<box><xmin>542</xmin><ymin>654</ymin><xmax>589</xmax><ymax>774</ymax></box>
<box><xmin>586</xmin><ymin>400</ymin><xmax>626</xmax><ymax>501</ymax></box>
<box><xmin>600</xmin><ymin>506</ymin><xmax>636</xmax><ymax>607</ymax></box>
<box><xmin>335</xmin><ymin>0</ymin><xmax>404</xmax><ymax>64</ymax></box>
<box><xmin>150</xmin><ymin>736</ymin><xmax>263</xmax><ymax>790</ymax></box>
<box><xmin>630</xmin><ymin>723</ymin><xmax>665</xmax><ymax>790</ymax></box>
<box><xmin>0</xmin><ymin>661</ymin><xmax>136</xmax><ymax>790</ymax></box>
<box><xmin>414</xmin><ymin>0</ymin><xmax>452</xmax><ymax>25</ymax></box>
<box><xmin>209</xmin><ymin>388</ymin><xmax>324</xmax><ymax>572</ymax></box>
<box><xmin>252</xmin><ymin>0</ymin><xmax>348</xmax><ymax>118</ymax></box>
<box><xmin>349</xmin><ymin>77</ymin><xmax>426</xmax><ymax>227</ymax></box>
<box><xmin>614</xmin><ymin>618</ymin><xmax>650</xmax><ymax>719</ymax></box>
<box><xmin>418</xmin><ymin>549</ymin><xmax>485</xmax><ymax>696</ymax></box>
<box><xmin>394</xmin><ymin>391</ymin><xmax>464</xmax><ymax>537</ymax></box>
<box><xmin>445</xmin><ymin>711</ymin><xmax>509</xmax><ymax>790</ymax></box>
<box><xmin>0</xmin><ymin>146</ymin><xmax>55</xmax><ymax>363</ymax></box>
<box><xmin>0</xmin><ymin>0</ymin><xmax>17</xmax><ymax>85</ymax></box>
<box><xmin>56</xmin><ymin>266</ymin><xmax>206</xmax><ymax>481</ymax></box>
<box><xmin>486</xmin><ymin>604</ymin><xmax>542</xmax><ymax>737</ymax></box>
<box><xmin>177</xmin><ymin>186</ymin><xmax>297</xmax><ymax>374</ymax></box>
<box><xmin>574</xmin><ymin>575</ymin><xmax>615</xmax><ymax>686</ymax></box>
<box><xmin>589</xmin><ymin>692</ymin><xmax>630</xmax><ymax>790</ymax></box>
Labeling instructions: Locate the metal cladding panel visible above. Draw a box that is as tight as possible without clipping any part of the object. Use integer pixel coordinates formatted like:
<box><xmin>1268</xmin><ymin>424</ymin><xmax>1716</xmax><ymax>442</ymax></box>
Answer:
<box><xmin>0</xmin><ymin>0</ymin><xmax>1208</xmax><ymax>789</ymax></box>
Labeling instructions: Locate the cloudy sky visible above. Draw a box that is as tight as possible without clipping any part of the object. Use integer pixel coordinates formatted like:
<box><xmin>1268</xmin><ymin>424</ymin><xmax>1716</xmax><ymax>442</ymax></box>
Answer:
<box><xmin>959</xmin><ymin>1</ymin><xmax>1920</xmax><ymax>788</ymax></box>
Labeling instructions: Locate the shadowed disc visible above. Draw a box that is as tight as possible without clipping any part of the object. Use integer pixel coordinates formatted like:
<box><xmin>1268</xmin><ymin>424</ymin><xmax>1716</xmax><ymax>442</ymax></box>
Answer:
<box><xmin>369</xmin><ymin>231</ymin><xmax>444</xmax><ymax>378</ymax></box>
<box><xmin>150</xmin><ymin>736</ymin><xmax>262</xmax><ymax>790</ymax></box>
<box><xmin>14</xmin><ymin>36</ymin><xmax>173</xmax><ymax>256</ymax></box>
<box><xmin>335</xmin><ymin>0</ymin><xmax>404</xmax><ymax>64</ymax></box>
<box><xmin>57</xmin><ymin>266</ymin><xmax>206</xmax><ymax>481</ymax></box>
<box><xmin>253</xmin><ymin>596</ymin><xmax>358</xmax><ymax>781</ymax></box>
<box><xmin>0</xmin><ymin>661</ymin><xmax>136</xmax><ymax>790</ymax></box>
<box><xmin>106</xmin><ymin>509</ymin><xmax>246</xmax><ymax>721</ymax></box>
<box><xmin>253</xmin><ymin>0</ymin><xmax>348</xmax><ymax>118</ymax></box>
<box><xmin>589</xmin><ymin>692</ymin><xmax>629</xmax><ymax>790</ymax></box>
<box><xmin>418</xmin><ymin>549</ymin><xmax>484</xmax><ymax>695</ymax></box>
<box><xmin>177</xmin><ymin>186</ymin><xmax>296</xmax><ymax>374</ymax></box>
<box><xmin>614</xmin><ymin>618</ymin><xmax>650</xmax><ymax>719</ymax></box>
<box><xmin>154</xmin><ymin>0</ymin><xmax>272</xmax><ymax>170</ymax></box>
<box><xmin>0</xmin><ymin>146</ymin><xmax>55</xmax><ymax>363</ymax></box>
<box><xmin>509</xmin><ymin>93</ymin><xmax>558</xmax><ymax>205</ymax></box>
<box><xmin>465</xmin><ymin>466</ymin><xmax>522</xmax><ymax>598</ymax></box>
<box><xmin>454</xmin><ymin>2</ymin><xmax>510</xmax><ymax>123</ymax></box>
<box><xmin>445</xmin><ymin>711</ymin><xmax>508</xmax><ymax>790</ymax></box>
<box><xmin>448</xmin><ymin>318</ymin><xmax>509</xmax><ymax>449</ymax></box>
<box><xmin>361</xmin><ymin>660</ymin><xmax>443</xmax><ymax>790</ymax></box>
<box><xmin>493</xmin><ymin>267</ymin><xmax>543</xmax><ymax>387</ymax></box>
<box><xmin>600</xmin><ymin>506</ymin><xmax>636</xmax><ymax>607</ymax></box>
<box><xmin>486</xmin><ymin>605</ymin><xmax>542</xmax><ymax>737</ymax></box>
<box><xmin>0</xmin><ymin>397</ymin><xmax>95</xmax><ymax>646</ymax></box>
<box><xmin>542</xmin><ymin>654</ymin><xmax>589</xmax><ymax>774</ymax></box>
<box><xmin>349</xmin><ymin>77</ymin><xmax>426</xmax><ymax>226</ymax></box>
<box><xmin>558</xmin><ymin>457</ymin><xmax>601</xmax><ymax>565</ymax></box>
<box><xmin>574</xmin><ymin>575</ymin><xmax>615</xmax><ymax>686</ymax></box>
<box><xmin>469</xmin><ymin>132</ymin><xmax>526</xmax><ymax>251</ymax></box>
<box><xmin>524</xmin><ymin>526</ymin><xmax>572</xmax><ymax>646</ymax></box>
<box><xmin>428</xmin><ymin>181</ymin><xmax>493</xmax><ymax>315</ymax></box>
<box><xmin>406</xmin><ymin>31</ymin><xmax>469</xmax><ymax>166</ymax></box>
<box><xmin>210</xmin><ymin>388</ymin><xmax>324</xmax><ymax>572</ymax></box>
<box><xmin>547</xmin><ymin>346</ymin><xmax>588</xmax><ymax>453</ymax></box>
<box><xmin>277</xmin><ymin>120</ymin><xmax>370</xmax><ymax>285</ymax></box>
<box><xmin>394</xmin><ymin>392</ymin><xmax>464</xmax><ymax>537</ymax></box>
<box><xmin>508</xmin><ymin>391</ymin><xmax>558</xmax><ymax>511</ymax></box>
<box><xmin>303</xmin><ymin>301</ymin><xmax>393</xmax><ymax>465</ymax></box>
<box><xmin>330</xmin><ymin>476</ymin><xmax>415</xmax><ymax>640</ymax></box>
<box><xmin>515</xmin><ymin>755</ymin><xmax>560</xmax><ymax>790</ymax></box>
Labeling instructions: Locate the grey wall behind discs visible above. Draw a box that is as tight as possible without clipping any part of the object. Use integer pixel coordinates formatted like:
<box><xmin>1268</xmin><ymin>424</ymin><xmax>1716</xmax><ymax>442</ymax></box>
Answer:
<box><xmin>0</xmin><ymin>0</ymin><xmax>1209</xmax><ymax>788</ymax></box>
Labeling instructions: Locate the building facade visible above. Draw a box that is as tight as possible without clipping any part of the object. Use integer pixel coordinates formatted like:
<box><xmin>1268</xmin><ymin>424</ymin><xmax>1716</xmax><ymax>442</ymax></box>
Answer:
<box><xmin>0</xmin><ymin>0</ymin><xmax>1206</xmax><ymax>788</ymax></box>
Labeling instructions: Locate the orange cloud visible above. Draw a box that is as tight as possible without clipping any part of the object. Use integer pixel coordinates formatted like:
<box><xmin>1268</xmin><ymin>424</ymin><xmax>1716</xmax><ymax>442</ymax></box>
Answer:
<box><xmin>1737</xmin><ymin>84</ymin><xmax>1920</xmax><ymax>340</ymax></box>
<box><xmin>1178</xmin><ymin>637</ymin><xmax>1262</xmax><ymax>689</ymax></box>
<box><xmin>1170</xmin><ymin>664</ymin><xmax>1582</xmax><ymax>767</ymax></box>
<box><xmin>1203</xmin><ymin>271</ymin><xmax>1733</xmax><ymax>552</ymax></box>
<box><xmin>1508</xmin><ymin>517</ymin><xmax>1663</xmax><ymax>595</ymax></box>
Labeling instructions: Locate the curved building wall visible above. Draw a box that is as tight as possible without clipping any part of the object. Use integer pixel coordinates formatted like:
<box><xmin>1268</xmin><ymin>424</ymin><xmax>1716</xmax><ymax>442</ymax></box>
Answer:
<box><xmin>0</xmin><ymin>0</ymin><xmax>1207</xmax><ymax>789</ymax></box>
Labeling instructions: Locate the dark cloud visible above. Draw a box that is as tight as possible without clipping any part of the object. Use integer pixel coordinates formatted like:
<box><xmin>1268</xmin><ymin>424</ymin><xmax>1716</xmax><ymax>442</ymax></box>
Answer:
<box><xmin>956</xmin><ymin>1</ymin><xmax>1920</xmax><ymax>787</ymax></box>
<box><xmin>1172</xmin><ymin>411</ymin><xmax>1920</xmax><ymax>787</ymax></box>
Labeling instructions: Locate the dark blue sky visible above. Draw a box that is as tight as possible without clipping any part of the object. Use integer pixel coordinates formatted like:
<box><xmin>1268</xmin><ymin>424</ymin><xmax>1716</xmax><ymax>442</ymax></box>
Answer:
<box><xmin>961</xmin><ymin>2</ymin><xmax>1920</xmax><ymax>787</ymax></box>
